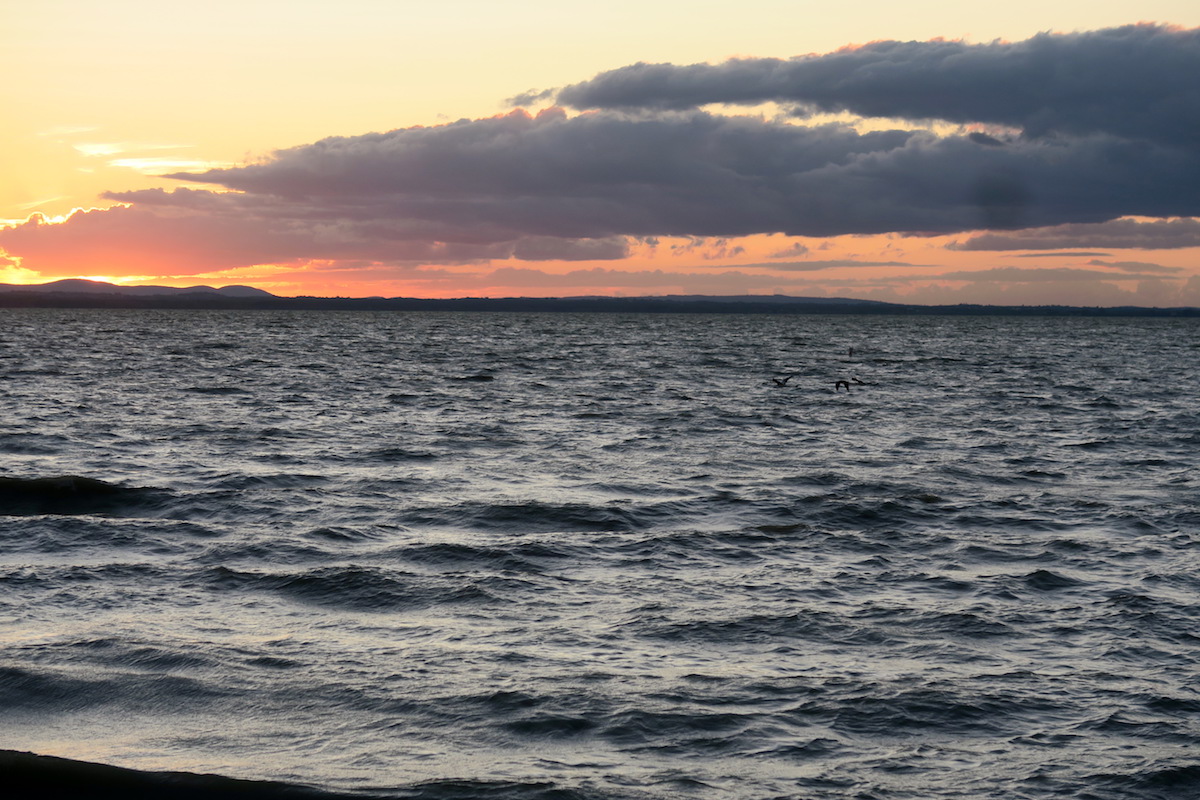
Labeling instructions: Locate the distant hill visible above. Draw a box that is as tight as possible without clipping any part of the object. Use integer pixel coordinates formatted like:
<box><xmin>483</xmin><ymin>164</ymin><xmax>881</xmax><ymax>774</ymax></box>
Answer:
<box><xmin>0</xmin><ymin>279</ymin><xmax>275</xmax><ymax>298</ymax></box>
<box><xmin>0</xmin><ymin>280</ymin><xmax>1195</xmax><ymax>317</ymax></box>
<box><xmin>632</xmin><ymin>294</ymin><xmax>895</xmax><ymax>306</ymax></box>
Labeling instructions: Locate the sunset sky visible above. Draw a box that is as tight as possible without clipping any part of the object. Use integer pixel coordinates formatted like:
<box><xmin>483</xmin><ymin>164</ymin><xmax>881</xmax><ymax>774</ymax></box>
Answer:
<box><xmin>4</xmin><ymin>1</ymin><xmax>1200</xmax><ymax>304</ymax></box>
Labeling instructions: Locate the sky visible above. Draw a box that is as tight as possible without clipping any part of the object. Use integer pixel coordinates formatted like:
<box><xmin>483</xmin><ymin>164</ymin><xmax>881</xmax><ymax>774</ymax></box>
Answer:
<box><xmin>3</xmin><ymin>1</ymin><xmax>1200</xmax><ymax>305</ymax></box>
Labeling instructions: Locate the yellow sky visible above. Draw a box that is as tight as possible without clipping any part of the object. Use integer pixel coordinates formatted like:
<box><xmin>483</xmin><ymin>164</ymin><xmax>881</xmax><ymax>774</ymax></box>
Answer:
<box><xmin>3</xmin><ymin>1</ymin><xmax>1200</xmax><ymax>303</ymax></box>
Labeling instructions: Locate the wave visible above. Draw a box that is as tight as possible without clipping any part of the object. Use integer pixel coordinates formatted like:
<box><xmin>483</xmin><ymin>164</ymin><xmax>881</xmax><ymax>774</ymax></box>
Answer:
<box><xmin>184</xmin><ymin>385</ymin><xmax>252</xmax><ymax>395</ymax></box>
<box><xmin>0</xmin><ymin>476</ymin><xmax>170</xmax><ymax>516</ymax></box>
<box><xmin>201</xmin><ymin>565</ymin><xmax>505</xmax><ymax>611</ymax></box>
<box><xmin>0</xmin><ymin>749</ymin><xmax>358</xmax><ymax>799</ymax></box>
<box><xmin>0</xmin><ymin>749</ymin><xmax>615</xmax><ymax>800</ymax></box>
<box><xmin>4</xmin><ymin>311</ymin><xmax>1199</xmax><ymax>799</ymax></box>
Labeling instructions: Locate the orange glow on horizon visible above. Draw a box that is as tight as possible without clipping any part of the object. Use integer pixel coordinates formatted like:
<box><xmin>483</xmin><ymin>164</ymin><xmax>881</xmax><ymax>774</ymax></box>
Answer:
<box><xmin>3</xmin><ymin>197</ymin><xmax>1199</xmax><ymax>306</ymax></box>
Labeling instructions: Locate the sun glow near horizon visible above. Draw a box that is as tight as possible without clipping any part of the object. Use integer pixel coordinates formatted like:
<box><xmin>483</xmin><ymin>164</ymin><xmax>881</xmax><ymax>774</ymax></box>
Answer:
<box><xmin>3</xmin><ymin>211</ymin><xmax>1200</xmax><ymax>307</ymax></box>
<box><xmin>2</xmin><ymin>3</ymin><xmax>1200</xmax><ymax>304</ymax></box>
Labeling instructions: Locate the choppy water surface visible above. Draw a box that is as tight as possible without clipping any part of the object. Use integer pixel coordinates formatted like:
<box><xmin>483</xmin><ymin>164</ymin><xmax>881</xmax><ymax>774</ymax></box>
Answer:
<box><xmin>2</xmin><ymin>309</ymin><xmax>1199</xmax><ymax>799</ymax></box>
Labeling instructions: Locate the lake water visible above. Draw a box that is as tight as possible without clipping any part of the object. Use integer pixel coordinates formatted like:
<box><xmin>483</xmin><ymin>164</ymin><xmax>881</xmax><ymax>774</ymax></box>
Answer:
<box><xmin>2</xmin><ymin>309</ymin><xmax>1199</xmax><ymax>799</ymax></box>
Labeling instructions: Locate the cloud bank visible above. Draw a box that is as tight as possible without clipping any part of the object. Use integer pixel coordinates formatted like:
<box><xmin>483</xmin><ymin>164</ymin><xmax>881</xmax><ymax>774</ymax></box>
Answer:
<box><xmin>557</xmin><ymin>24</ymin><xmax>1200</xmax><ymax>149</ymax></box>
<box><xmin>0</xmin><ymin>24</ymin><xmax>1197</xmax><ymax>297</ymax></box>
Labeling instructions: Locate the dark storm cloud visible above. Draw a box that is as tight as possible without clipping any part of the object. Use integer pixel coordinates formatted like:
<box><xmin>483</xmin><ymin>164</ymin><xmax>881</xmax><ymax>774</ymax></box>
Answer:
<box><xmin>951</xmin><ymin>218</ymin><xmax>1200</xmax><ymax>250</ymax></box>
<box><xmin>168</xmin><ymin>108</ymin><xmax>1200</xmax><ymax>241</ymax></box>
<box><xmin>103</xmin><ymin>187</ymin><xmax>528</xmax><ymax>246</ymax></box>
<box><xmin>169</xmin><ymin>110</ymin><xmax>915</xmax><ymax>237</ymax></box>
<box><xmin>557</xmin><ymin>24</ymin><xmax>1200</xmax><ymax>149</ymax></box>
<box><xmin>511</xmin><ymin>236</ymin><xmax>630</xmax><ymax>261</ymax></box>
<box><xmin>967</xmin><ymin>132</ymin><xmax>1007</xmax><ymax>147</ymax></box>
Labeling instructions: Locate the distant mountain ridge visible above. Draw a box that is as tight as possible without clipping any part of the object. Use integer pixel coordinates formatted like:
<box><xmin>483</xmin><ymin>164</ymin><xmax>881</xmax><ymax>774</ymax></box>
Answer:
<box><xmin>0</xmin><ymin>279</ymin><xmax>275</xmax><ymax>297</ymax></box>
<box><xmin>619</xmin><ymin>294</ymin><xmax>894</xmax><ymax>306</ymax></box>
<box><xmin>0</xmin><ymin>281</ymin><xmax>883</xmax><ymax>306</ymax></box>
<box><xmin>0</xmin><ymin>280</ymin><xmax>1196</xmax><ymax>317</ymax></box>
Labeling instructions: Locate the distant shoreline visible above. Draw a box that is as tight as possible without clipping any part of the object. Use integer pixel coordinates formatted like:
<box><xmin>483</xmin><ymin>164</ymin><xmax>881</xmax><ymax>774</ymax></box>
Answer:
<box><xmin>1</xmin><ymin>290</ymin><xmax>1197</xmax><ymax>317</ymax></box>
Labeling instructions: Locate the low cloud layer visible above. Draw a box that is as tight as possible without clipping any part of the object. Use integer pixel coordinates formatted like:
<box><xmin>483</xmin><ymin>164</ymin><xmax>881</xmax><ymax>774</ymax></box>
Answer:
<box><xmin>934</xmin><ymin>266</ymin><xmax>1174</xmax><ymax>283</ymax></box>
<box><xmin>0</xmin><ymin>187</ymin><xmax>631</xmax><ymax>276</ymax></box>
<box><xmin>1085</xmin><ymin>259</ymin><xmax>1182</xmax><ymax>274</ymax></box>
<box><xmin>951</xmin><ymin>218</ymin><xmax>1200</xmax><ymax>250</ymax></box>
<box><xmin>738</xmin><ymin>259</ymin><xmax>923</xmax><ymax>271</ymax></box>
<box><xmin>167</xmin><ymin>104</ymin><xmax>1198</xmax><ymax>239</ymax></box>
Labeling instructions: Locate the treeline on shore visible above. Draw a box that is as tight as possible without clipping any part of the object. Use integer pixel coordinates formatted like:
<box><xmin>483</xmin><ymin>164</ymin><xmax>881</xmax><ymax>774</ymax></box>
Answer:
<box><xmin>1</xmin><ymin>290</ymin><xmax>1197</xmax><ymax>317</ymax></box>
